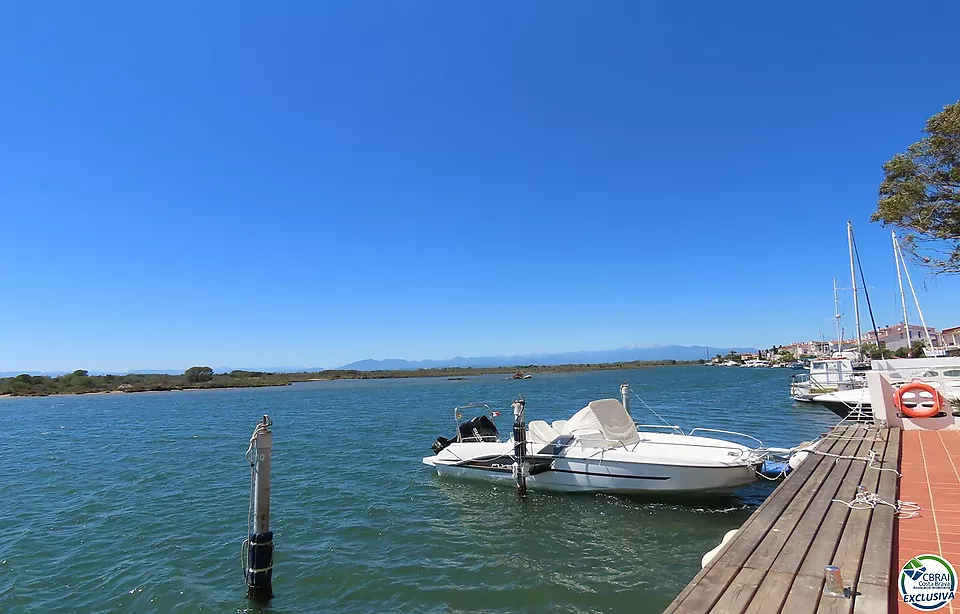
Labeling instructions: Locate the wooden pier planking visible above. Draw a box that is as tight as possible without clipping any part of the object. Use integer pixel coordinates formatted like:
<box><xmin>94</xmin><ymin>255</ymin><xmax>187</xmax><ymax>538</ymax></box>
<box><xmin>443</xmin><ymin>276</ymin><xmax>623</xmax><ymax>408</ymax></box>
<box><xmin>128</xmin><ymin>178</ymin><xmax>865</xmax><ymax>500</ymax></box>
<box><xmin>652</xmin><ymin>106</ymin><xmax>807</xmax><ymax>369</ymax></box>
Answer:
<box><xmin>662</xmin><ymin>432</ymin><xmax>842</xmax><ymax>614</ymax></box>
<box><xmin>731</xmin><ymin>430</ymin><xmax>873</xmax><ymax>614</ymax></box>
<box><xmin>852</xmin><ymin>428</ymin><xmax>900</xmax><ymax>614</ymax></box>
<box><xmin>814</xmin><ymin>428</ymin><xmax>890</xmax><ymax>614</ymax></box>
<box><xmin>664</xmin><ymin>424</ymin><xmax>900</xmax><ymax>614</ymax></box>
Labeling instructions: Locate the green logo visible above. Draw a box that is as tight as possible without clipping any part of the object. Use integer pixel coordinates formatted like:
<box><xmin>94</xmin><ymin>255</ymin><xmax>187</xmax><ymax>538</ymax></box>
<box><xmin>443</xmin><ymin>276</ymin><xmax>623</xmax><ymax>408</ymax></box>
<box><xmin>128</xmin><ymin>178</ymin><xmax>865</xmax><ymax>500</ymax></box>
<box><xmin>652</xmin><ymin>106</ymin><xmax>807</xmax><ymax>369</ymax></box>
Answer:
<box><xmin>900</xmin><ymin>554</ymin><xmax>957</xmax><ymax>611</ymax></box>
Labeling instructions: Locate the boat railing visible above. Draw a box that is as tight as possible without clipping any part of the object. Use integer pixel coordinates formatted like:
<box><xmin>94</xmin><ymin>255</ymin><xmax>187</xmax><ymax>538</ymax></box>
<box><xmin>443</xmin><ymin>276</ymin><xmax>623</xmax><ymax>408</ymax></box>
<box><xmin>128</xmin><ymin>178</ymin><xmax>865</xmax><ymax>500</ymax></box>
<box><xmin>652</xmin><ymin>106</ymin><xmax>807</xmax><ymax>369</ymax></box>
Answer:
<box><xmin>455</xmin><ymin>402</ymin><xmax>492</xmax><ymax>412</ymax></box>
<box><xmin>616</xmin><ymin>436</ymin><xmax>754</xmax><ymax>459</ymax></box>
<box><xmin>635</xmin><ymin>423</ymin><xmax>686</xmax><ymax>436</ymax></box>
<box><xmin>452</xmin><ymin>403</ymin><xmax>498</xmax><ymax>441</ymax></box>
<box><xmin>790</xmin><ymin>373</ymin><xmax>844</xmax><ymax>397</ymax></box>
<box><xmin>687</xmin><ymin>428</ymin><xmax>764</xmax><ymax>448</ymax></box>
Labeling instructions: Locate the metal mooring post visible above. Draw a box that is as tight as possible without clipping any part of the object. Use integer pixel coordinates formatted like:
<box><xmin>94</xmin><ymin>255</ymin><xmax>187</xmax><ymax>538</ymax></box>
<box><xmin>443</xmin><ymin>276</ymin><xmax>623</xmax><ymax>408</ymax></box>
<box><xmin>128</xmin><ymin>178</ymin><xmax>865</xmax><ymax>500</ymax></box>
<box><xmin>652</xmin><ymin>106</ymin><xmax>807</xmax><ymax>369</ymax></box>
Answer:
<box><xmin>512</xmin><ymin>397</ymin><xmax>528</xmax><ymax>498</ymax></box>
<box><xmin>244</xmin><ymin>415</ymin><xmax>274</xmax><ymax>601</ymax></box>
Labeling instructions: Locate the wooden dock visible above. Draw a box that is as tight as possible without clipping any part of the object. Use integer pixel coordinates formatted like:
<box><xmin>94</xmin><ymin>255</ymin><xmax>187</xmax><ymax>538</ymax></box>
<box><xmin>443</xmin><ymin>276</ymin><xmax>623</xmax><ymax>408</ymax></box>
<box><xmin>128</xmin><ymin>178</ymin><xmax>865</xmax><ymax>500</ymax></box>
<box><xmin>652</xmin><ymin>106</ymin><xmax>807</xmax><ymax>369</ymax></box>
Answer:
<box><xmin>665</xmin><ymin>424</ymin><xmax>901</xmax><ymax>614</ymax></box>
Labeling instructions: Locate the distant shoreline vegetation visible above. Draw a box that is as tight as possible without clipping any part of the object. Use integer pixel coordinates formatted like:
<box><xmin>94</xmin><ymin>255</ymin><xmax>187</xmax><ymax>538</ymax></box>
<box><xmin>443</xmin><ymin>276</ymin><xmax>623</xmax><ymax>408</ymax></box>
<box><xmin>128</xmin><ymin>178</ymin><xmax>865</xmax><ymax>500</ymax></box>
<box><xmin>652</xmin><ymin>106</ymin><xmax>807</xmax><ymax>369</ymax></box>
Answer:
<box><xmin>0</xmin><ymin>360</ymin><xmax>705</xmax><ymax>397</ymax></box>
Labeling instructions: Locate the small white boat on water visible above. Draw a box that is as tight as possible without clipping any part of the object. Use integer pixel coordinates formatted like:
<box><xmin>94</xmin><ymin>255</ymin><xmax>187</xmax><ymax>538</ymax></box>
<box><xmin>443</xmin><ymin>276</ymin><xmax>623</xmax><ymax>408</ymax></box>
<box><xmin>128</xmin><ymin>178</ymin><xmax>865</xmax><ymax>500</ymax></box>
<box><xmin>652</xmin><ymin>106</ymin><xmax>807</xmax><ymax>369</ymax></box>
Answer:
<box><xmin>503</xmin><ymin>371</ymin><xmax>532</xmax><ymax>380</ymax></box>
<box><xmin>790</xmin><ymin>358</ymin><xmax>867</xmax><ymax>402</ymax></box>
<box><xmin>423</xmin><ymin>385</ymin><xmax>772</xmax><ymax>496</ymax></box>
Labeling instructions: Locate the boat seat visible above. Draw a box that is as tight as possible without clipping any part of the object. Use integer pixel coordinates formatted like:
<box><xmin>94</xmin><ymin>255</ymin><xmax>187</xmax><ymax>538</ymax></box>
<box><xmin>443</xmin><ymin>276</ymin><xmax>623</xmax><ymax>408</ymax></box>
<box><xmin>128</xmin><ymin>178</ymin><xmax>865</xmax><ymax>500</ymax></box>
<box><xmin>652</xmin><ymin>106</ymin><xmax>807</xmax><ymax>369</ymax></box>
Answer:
<box><xmin>528</xmin><ymin>420</ymin><xmax>561</xmax><ymax>444</ymax></box>
<box><xmin>551</xmin><ymin>419</ymin><xmax>569</xmax><ymax>434</ymax></box>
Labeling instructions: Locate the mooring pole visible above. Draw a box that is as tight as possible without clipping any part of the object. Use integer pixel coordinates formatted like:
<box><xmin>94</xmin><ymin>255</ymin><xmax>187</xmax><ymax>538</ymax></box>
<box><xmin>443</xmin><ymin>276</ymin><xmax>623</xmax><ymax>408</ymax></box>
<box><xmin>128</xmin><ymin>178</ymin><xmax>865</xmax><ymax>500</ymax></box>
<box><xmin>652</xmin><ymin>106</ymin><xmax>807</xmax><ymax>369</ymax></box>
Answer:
<box><xmin>512</xmin><ymin>397</ymin><xmax>528</xmax><ymax>498</ymax></box>
<box><xmin>244</xmin><ymin>415</ymin><xmax>274</xmax><ymax>601</ymax></box>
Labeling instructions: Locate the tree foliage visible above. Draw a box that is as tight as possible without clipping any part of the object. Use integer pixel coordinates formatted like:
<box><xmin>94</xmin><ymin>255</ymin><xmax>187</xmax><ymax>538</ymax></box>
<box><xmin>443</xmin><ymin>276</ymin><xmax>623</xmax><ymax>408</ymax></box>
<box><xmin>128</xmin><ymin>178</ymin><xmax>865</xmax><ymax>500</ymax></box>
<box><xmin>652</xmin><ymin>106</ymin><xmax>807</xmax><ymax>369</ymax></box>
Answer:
<box><xmin>0</xmin><ymin>360</ymin><xmax>708</xmax><ymax>397</ymax></box>
<box><xmin>778</xmin><ymin>350</ymin><xmax>797</xmax><ymax>363</ymax></box>
<box><xmin>0</xmin><ymin>369</ymin><xmax>288</xmax><ymax>396</ymax></box>
<box><xmin>184</xmin><ymin>366</ymin><xmax>214</xmax><ymax>383</ymax></box>
<box><xmin>873</xmin><ymin>101</ymin><xmax>960</xmax><ymax>273</ymax></box>
<box><xmin>859</xmin><ymin>343</ymin><xmax>894</xmax><ymax>360</ymax></box>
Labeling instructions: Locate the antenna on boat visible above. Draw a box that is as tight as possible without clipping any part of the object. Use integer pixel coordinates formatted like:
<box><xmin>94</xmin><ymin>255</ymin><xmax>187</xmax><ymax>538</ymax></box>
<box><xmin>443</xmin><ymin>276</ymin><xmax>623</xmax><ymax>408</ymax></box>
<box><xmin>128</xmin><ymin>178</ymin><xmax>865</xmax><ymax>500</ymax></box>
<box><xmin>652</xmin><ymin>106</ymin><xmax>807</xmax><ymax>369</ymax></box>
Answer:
<box><xmin>621</xmin><ymin>382</ymin><xmax>630</xmax><ymax>414</ymax></box>
<box><xmin>893</xmin><ymin>233</ymin><xmax>937</xmax><ymax>355</ymax></box>
<box><xmin>850</xmin><ymin>223</ymin><xmax>883</xmax><ymax>351</ymax></box>
<box><xmin>833</xmin><ymin>278</ymin><xmax>842</xmax><ymax>354</ymax></box>
<box><xmin>847</xmin><ymin>221</ymin><xmax>863</xmax><ymax>356</ymax></box>
<box><xmin>893</xmin><ymin>231</ymin><xmax>911</xmax><ymax>337</ymax></box>
<box><xmin>511</xmin><ymin>397</ymin><xmax>528</xmax><ymax>498</ymax></box>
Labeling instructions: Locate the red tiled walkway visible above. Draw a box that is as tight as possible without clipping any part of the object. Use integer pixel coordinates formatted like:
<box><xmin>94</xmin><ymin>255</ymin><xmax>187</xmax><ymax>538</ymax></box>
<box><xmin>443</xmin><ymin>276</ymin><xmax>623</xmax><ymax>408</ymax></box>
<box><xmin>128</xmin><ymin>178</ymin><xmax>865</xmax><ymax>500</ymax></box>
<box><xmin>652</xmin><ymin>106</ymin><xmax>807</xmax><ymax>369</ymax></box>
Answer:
<box><xmin>896</xmin><ymin>430</ymin><xmax>960</xmax><ymax>613</ymax></box>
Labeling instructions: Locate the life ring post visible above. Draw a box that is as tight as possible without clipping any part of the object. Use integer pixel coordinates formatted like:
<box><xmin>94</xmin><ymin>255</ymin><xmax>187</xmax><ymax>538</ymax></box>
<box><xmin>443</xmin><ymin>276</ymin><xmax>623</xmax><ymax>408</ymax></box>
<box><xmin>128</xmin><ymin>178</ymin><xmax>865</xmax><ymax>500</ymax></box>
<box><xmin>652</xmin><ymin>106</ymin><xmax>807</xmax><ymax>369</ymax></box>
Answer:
<box><xmin>894</xmin><ymin>382</ymin><xmax>944</xmax><ymax>419</ymax></box>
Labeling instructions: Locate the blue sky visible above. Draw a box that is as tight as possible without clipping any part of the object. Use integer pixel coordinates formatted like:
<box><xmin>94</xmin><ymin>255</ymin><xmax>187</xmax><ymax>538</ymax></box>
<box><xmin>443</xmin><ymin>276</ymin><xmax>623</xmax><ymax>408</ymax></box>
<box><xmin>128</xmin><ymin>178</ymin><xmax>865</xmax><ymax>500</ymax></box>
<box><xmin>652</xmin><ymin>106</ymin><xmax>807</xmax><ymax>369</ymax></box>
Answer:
<box><xmin>2</xmin><ymin>1</ymin><xmax>959</xmax><ymax>372</ymax></box>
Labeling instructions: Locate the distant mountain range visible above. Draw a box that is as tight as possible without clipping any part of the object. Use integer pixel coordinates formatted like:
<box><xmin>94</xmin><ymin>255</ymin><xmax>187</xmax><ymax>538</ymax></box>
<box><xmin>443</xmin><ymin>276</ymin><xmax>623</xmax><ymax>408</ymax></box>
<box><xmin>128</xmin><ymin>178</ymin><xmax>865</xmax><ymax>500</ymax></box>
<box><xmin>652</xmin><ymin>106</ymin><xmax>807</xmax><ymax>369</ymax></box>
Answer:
<box><xmin>338</xmin><ymin>345</ymin><xmax>757</xmax><ymax>371</ymax></box>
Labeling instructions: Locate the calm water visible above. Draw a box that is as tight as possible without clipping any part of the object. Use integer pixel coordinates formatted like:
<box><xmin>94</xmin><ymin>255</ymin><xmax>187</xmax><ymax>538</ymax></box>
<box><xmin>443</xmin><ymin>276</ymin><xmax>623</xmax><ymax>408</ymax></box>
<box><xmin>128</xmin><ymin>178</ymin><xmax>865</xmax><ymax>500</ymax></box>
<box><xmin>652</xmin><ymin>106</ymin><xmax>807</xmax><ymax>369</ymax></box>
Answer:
<box><xmin>0</xmin><ymin>366</ymin><xmax>839</xmax><ymax>613</ymax></box>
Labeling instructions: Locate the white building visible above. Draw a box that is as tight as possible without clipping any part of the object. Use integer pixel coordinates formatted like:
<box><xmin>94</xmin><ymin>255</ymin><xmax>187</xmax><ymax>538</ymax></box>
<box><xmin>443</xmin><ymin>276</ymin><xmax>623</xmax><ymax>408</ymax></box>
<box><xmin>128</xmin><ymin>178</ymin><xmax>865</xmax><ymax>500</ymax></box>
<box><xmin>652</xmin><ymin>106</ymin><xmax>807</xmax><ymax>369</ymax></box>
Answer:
<box><xmin>874</xmin><ymin>324</ymin><xmax>940</xmax><ymax>352</ymax></box>
<box><xmin>941</xmin><ymin>326</ymin><xmax>960</xmax><ymax>352</ymax></box>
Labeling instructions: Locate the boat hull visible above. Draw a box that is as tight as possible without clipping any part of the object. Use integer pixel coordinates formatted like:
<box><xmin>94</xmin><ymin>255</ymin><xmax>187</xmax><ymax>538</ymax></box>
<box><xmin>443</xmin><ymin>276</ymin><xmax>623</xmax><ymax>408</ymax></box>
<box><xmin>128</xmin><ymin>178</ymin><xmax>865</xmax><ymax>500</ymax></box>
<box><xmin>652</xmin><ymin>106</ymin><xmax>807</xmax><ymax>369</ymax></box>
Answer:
<box><xmin>423</xmin><ymin>455</ymin><xmax>759</xmax><ymax>495</ymax></box>
<box><xmin>812</xmin><ymin>399</ymin><xmax>874</xmax><ymax>420</ymax></box>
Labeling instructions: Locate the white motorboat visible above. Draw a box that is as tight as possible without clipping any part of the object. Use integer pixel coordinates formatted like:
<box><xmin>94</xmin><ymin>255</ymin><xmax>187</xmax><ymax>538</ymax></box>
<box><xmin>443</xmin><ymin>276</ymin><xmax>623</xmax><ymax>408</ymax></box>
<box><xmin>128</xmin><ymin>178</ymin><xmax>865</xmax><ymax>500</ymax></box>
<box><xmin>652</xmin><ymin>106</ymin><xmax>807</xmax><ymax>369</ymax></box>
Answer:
<box><xmin>423</xmin><ymin>388</ymin><xmax>767</xmax><ymax>496</ymax></box>
<box><xmin>811</xmin><ymin>387</ymin><xmax>873</xmax><ymax>419</ymax></box>
<box><xmin>810</xmin><ymin>362</ymin><xmax>960</xmax><ymax>419</ymax></box>
<box><xmin>790</xmin><ymin>358</ymin><xmax>867</xmax><ymax>402</ymax></box>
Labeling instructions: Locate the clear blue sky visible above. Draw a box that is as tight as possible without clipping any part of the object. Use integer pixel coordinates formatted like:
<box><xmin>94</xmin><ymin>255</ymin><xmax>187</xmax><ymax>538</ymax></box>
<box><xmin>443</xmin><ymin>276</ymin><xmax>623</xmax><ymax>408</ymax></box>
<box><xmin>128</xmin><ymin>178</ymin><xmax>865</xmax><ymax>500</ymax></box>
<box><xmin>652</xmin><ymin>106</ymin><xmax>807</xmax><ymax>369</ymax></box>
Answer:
<box><xmin>2</xmin><ymin>1</ymin><xmax>959</xmax><ymax>372</ymax></box>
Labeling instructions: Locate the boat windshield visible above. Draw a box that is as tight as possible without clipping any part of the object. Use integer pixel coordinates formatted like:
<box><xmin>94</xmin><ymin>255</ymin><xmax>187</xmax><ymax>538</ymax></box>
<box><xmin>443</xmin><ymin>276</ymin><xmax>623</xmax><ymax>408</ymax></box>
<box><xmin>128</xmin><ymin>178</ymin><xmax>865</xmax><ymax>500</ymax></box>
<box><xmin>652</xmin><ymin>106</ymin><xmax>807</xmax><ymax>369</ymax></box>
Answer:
<box><xmin>564</xmin><ymin>399</ymin><xmax>640</xmax><ymax>446</ymax></box>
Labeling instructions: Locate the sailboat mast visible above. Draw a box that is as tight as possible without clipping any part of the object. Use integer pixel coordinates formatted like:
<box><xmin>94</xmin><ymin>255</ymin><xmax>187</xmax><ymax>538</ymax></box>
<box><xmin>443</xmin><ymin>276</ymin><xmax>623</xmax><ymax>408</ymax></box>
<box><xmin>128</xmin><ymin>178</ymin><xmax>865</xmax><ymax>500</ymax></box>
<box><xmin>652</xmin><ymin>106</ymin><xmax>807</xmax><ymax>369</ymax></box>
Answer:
<box><xmin>895</xmin><ymin>234</ymin><xmax>936</xmax><ymax>354</ymax></box>
<box><xmin>893</xmin><ymin>230</ymin><xmax>910</xmax><ymax>335</ymax></box>
<box><xmin>847</xmin><ymin>221</ymin><xmax>863</xmax><ymax>353</ymax></box>
<box><xmin>833</xmin><ymin>277</ymin><xmax>842</xmax><ymax>354</ymax></box>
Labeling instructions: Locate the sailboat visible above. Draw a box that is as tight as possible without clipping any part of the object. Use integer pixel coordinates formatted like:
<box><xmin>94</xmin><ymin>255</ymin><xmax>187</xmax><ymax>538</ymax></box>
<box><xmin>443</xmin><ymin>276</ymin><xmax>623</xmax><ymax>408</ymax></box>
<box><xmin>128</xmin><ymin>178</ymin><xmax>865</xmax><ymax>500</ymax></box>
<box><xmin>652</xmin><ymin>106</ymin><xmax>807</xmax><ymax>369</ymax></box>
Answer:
<box><xmin>890</xmin><ymin>232</ymin><xmax>944</xmax><ymax>357</ymax></box>
<box><xmin>791</xmin><ymin>223</ymin><xmax>870</xmax><ymax>406</ymax></box>
<box><xmin>808</xmin><ymin>227</ymin><xmax>947</xmax><ymax>418</ymax></box>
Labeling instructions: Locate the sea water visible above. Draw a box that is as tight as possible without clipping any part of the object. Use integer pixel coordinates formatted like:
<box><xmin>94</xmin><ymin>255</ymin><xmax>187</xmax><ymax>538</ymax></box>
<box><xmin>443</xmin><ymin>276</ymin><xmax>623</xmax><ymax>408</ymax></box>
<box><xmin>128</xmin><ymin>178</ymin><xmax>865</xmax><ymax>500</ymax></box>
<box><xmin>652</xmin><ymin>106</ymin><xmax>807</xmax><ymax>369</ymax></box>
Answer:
<box><xmin>0</xmin><ymin>366</ymin><xmax>838</xmax><ymax>613</ymax></box>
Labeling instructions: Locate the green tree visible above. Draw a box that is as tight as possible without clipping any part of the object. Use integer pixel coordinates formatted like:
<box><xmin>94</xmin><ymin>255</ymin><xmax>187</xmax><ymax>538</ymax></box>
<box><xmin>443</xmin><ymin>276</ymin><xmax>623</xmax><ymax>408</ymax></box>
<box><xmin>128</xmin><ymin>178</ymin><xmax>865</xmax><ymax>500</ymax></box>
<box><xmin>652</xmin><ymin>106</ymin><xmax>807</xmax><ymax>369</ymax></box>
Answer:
<box><xmin>910</xmin><ymin>340</ymin><xmax>929</xmax><ymax>358</ymax></box>
<box><xmin>873</xmin><ymin>101</ymin><xmax>960</xmax><ymax>272</ymax></box>
<box><xmin>894</xmin><ymin>346</ymin><xmax>910</xmax><ymax>358</ymax></box>
<box><xmin>859</xmin><ymin>343</ymin><xmax>894</xmax><ymax>360</ymax></box>
<box><xmin>185</xmin><ymin>366</ymin><xmax>214</xmax><ymax>383</ymax></box>
<box><xmin>778</xmin><ymin>350</ymin><xmax>796</xmax><ymax>363</ymax></box>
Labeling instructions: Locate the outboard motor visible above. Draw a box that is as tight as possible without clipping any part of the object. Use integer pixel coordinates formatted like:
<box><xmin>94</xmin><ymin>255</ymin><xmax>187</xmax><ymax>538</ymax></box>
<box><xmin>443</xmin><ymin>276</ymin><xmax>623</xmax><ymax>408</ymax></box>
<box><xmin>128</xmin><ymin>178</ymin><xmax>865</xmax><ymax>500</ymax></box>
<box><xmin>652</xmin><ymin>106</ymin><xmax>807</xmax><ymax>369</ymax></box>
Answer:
<box><xmin>431</xmin><ymin>436</ymin><xmax>452</xmax><ymax>454</ymax></box>
<box><xmin>431</xmin><ymin>415</ymin><xmax>499</xmax><ymax>453</ymax></box>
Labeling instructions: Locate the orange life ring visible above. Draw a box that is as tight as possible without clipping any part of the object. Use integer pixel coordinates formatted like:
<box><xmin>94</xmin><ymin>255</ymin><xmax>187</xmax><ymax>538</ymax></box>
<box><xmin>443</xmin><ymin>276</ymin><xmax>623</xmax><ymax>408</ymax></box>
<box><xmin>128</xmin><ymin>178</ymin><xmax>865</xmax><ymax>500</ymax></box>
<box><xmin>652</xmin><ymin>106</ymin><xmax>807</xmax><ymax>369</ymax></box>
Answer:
<box><xmin>894</xmin><ymin>381</ymin><xmax>944</xmax><ymax>418</ymax></box>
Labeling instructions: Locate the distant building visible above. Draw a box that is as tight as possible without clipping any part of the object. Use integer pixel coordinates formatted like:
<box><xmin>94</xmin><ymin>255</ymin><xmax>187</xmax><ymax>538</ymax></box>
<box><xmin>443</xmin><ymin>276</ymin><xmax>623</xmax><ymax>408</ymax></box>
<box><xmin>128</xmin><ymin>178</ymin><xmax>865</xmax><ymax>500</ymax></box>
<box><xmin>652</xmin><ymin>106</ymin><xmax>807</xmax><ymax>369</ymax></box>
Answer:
<box><xmin>874</xmin><ymin>324</ymin><xmax>940</xmax><ymax>351</ymax></box>
<box><xmin>941</xmin><ymin>326</ymin><xmax>960</xmax><ymax>350</ymax></box>
<box><xmin>775</xmin><ymin>326</ymin><xmax>949</xmax><ymax>359</ymax></box>
<box><xmin>784</xmin><ymin>341</ymin><xmax>832</xmax><ymax>358</ymax></box>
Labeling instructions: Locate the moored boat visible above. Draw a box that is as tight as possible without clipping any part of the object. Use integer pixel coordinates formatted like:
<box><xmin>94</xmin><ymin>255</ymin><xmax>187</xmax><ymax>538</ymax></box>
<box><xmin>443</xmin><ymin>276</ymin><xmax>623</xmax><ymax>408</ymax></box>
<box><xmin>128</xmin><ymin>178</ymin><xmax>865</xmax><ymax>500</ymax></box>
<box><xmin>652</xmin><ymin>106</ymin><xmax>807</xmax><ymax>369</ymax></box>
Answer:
<box><xmin>423</xmin><ymin>386</ymin><xmax>772</xmax><ymax>496</ymax></box>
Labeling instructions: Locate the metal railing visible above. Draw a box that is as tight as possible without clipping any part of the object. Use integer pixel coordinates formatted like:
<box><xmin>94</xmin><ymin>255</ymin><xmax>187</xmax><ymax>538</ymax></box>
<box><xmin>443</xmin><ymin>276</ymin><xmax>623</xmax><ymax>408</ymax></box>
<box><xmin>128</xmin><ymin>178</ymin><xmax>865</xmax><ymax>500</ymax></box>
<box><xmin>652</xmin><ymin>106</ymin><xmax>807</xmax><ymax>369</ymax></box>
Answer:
<box><xmin>687</xmin><ymin>428</ymin><xmax>764</xmax><ymax>448</ymax></box>
<box><xmin>635</xmin><ymin>423</ymin><xmax>686</xmax><ymax>436</ymax></box>
<box><xmin>451</xmin><ymin>403</ymin><xmax>500</xmax><ymax>443</ymax></box>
